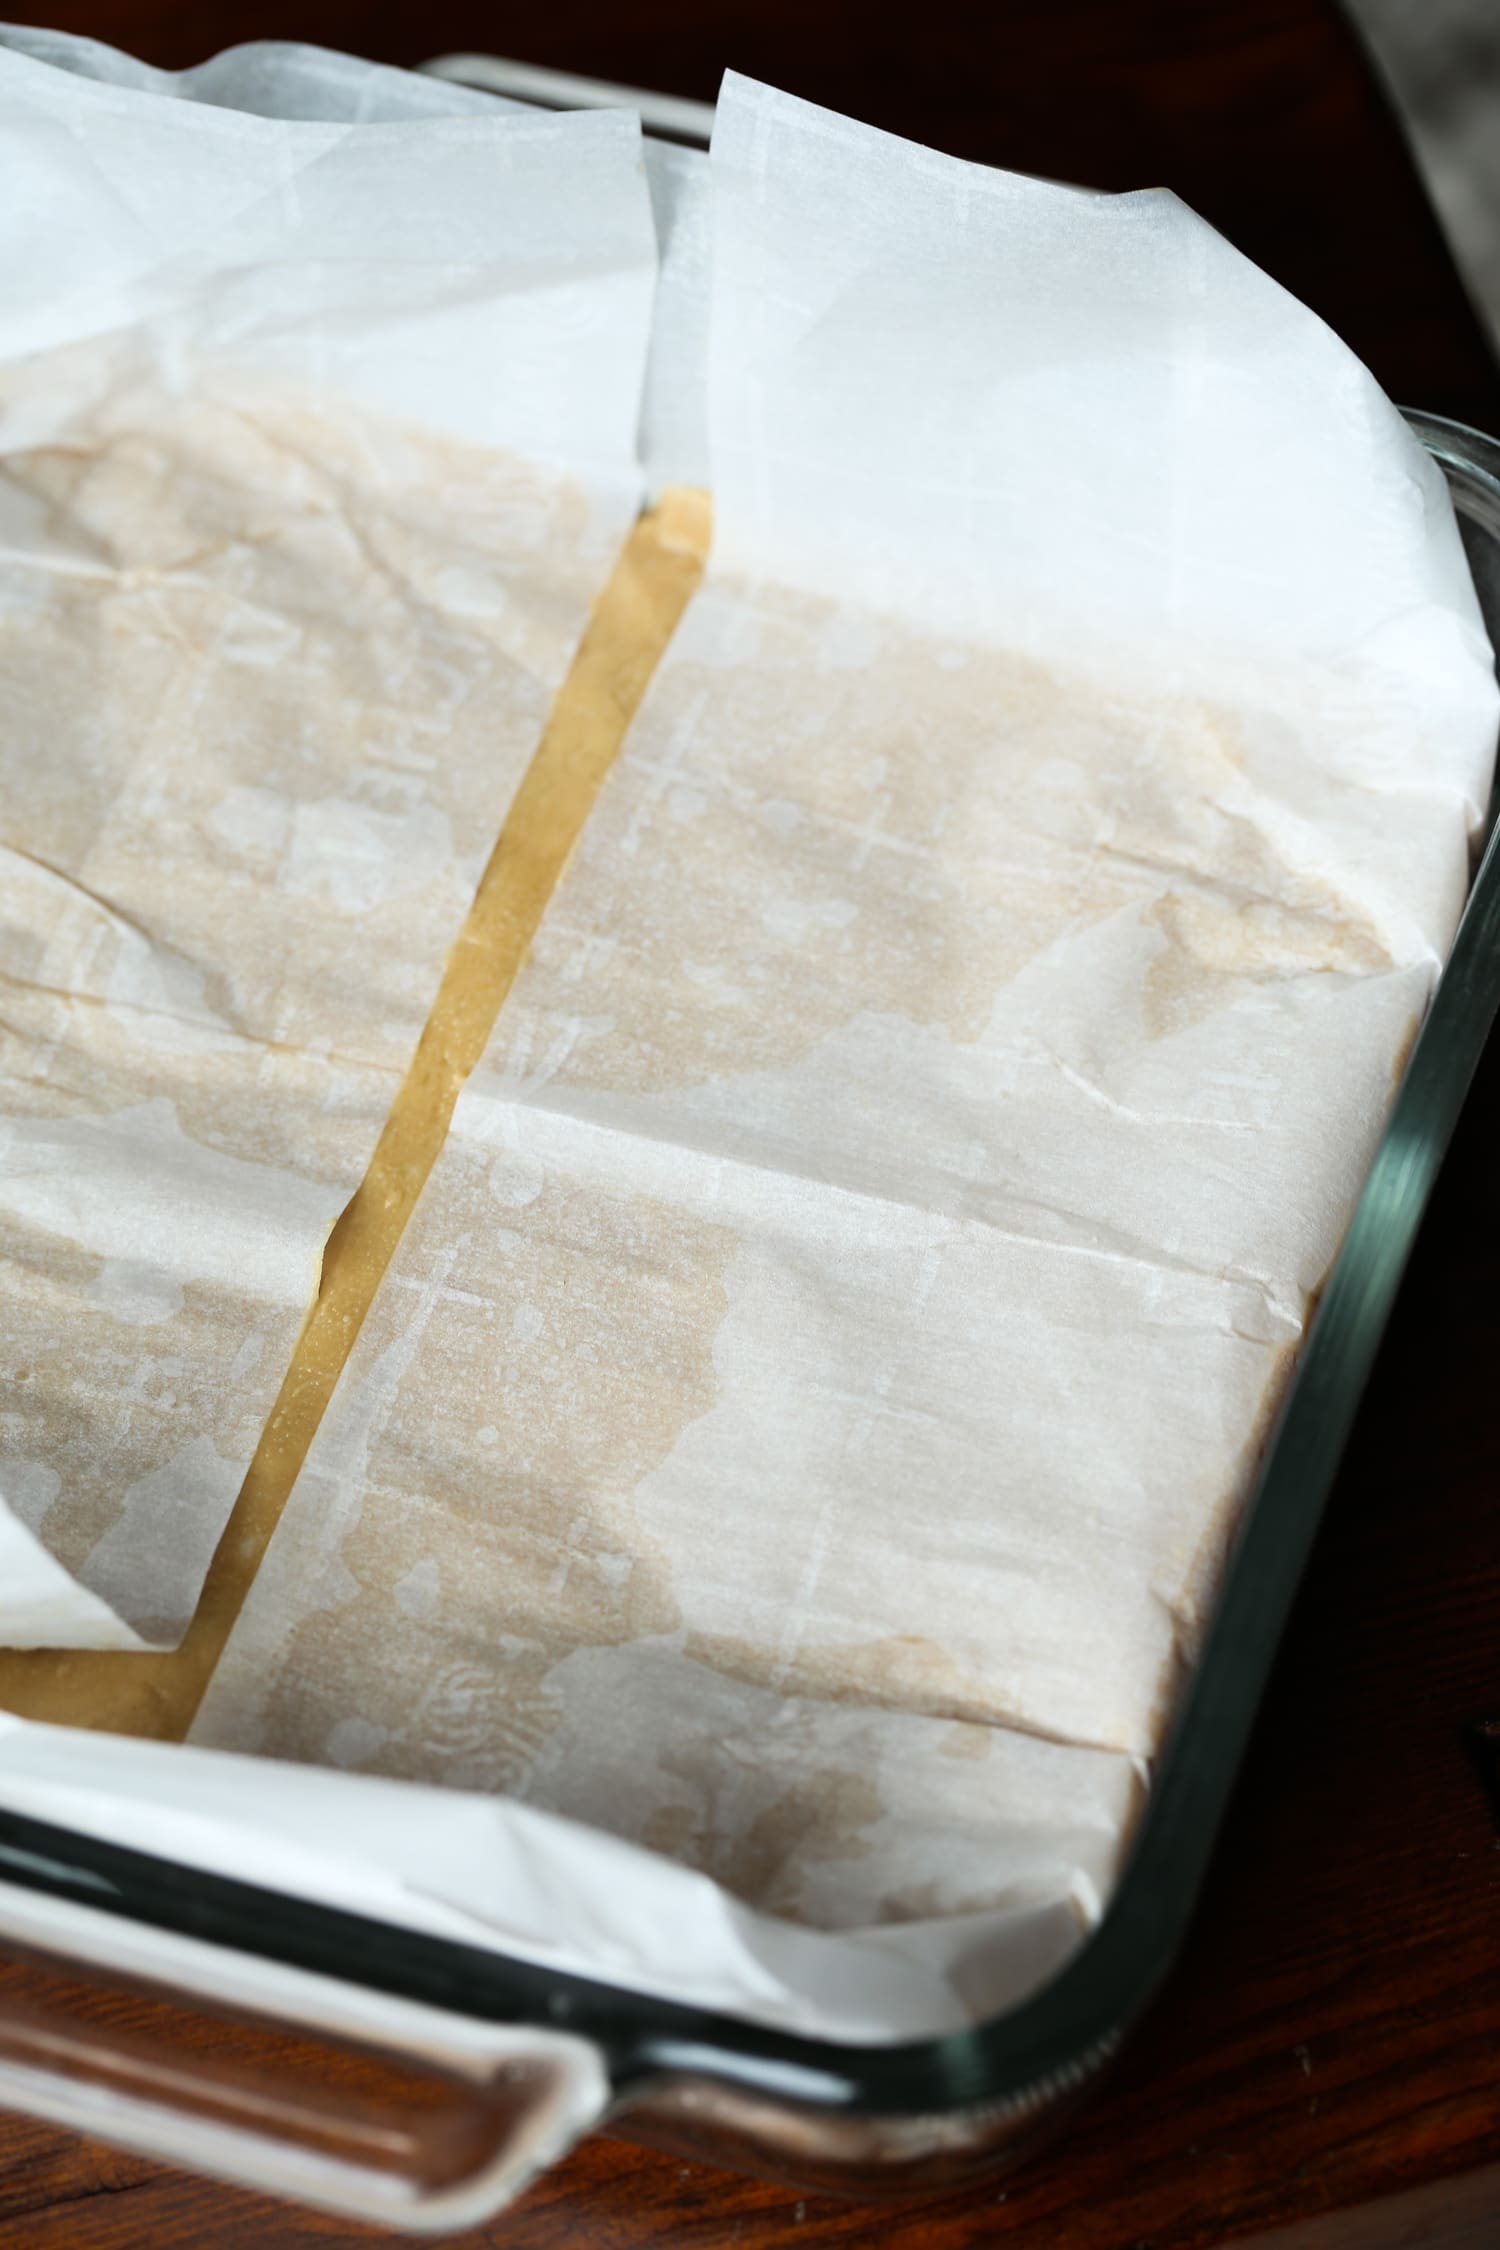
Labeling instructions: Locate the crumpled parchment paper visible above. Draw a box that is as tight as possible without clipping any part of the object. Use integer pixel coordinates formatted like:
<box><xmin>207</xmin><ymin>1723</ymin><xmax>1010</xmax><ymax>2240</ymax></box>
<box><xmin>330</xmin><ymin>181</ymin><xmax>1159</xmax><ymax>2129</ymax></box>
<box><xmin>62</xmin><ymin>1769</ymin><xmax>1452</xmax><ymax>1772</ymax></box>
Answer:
<box><xmin>0</xmin><ymin>38</ymin><xmax>657</xmax><ymax>1645</ymax></box>
<box><xmin>187</xmin><ymin>74</ymin><xmax>1494</xmax><ymax>2025</ymax></box>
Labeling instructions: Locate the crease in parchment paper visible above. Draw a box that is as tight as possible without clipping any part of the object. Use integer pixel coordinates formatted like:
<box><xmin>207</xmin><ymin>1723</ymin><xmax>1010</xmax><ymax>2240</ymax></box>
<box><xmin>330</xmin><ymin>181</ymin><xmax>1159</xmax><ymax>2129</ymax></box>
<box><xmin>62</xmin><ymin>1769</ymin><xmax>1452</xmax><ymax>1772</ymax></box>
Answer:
<box><xmin>439</xmin><ymin>1073</ymin><xmax>1315</xmax><ymax>1321</ymax></box>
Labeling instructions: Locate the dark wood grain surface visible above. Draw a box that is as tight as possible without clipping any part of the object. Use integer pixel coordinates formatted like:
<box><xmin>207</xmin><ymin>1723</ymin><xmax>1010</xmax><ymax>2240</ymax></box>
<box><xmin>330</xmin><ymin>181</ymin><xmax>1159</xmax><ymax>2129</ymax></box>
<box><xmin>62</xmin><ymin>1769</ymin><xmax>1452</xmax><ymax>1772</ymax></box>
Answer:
<box><xmin>4</xmin><ymin>2</ymin><xmax>1500</xmax><ymax>2244</ymax></box>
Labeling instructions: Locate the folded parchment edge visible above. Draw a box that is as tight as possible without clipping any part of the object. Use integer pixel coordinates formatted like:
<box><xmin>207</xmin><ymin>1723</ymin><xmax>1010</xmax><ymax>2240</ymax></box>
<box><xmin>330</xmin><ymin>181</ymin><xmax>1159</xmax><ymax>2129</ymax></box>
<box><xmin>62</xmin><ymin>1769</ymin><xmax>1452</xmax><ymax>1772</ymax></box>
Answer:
<box><xmin>0</xmin><ymin>1503</ymin><xmax>149</xmax><ymax>1651</ymax></box>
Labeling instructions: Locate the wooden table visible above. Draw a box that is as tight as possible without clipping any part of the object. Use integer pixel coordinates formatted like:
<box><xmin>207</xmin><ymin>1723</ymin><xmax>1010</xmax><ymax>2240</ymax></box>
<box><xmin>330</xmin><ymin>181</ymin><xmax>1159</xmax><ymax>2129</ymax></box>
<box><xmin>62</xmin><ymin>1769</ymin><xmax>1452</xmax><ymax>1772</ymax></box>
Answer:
<box><xmin>4</xmin><ymin>2</ymin><xmax>1500</xmax><ymax>2244</ymax></box>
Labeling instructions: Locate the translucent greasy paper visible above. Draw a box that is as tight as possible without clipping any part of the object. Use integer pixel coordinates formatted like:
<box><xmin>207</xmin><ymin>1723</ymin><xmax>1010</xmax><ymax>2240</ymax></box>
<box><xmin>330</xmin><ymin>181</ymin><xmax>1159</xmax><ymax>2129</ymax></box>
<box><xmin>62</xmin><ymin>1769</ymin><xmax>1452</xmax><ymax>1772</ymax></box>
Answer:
<box><xmin>0</xmin><ymin>36</ymin><xmax>657</xmax><ymax>1645</ymax></box>
<box><xmin>186</xmin><ymin>74</ymin><xmax>1496</xmax><ymax>2030</ymax></box>
<box><xmin>0</xmin><ymin>49</ymin><xmax>1495</xmax><ymax>2044</ymax></box>
<box><xmin>0</xmin><ymin>24</ymin><xmax>713</xmax><ymax>498</ymax></box>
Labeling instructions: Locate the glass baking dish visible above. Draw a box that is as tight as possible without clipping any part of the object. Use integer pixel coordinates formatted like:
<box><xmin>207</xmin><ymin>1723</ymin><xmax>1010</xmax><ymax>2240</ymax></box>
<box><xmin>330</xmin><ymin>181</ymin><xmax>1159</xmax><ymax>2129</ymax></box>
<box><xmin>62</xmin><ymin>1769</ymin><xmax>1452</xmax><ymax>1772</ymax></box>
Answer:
<box><xmin>0</xmin><ymin>407</ymin><xmax>1495</xmax><ymax>2231</ymax></box>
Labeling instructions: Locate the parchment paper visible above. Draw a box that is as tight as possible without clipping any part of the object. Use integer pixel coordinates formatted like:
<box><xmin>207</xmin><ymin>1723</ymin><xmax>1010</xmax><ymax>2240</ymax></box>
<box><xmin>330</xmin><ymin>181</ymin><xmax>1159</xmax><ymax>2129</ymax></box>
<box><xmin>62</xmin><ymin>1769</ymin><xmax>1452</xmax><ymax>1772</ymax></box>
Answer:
<box><xmin>0</xmin><ymin>37</ymin><xmax>657</xmax><ymax>1645</ymax></box>
<box><xmin>0</xmin><ymin>25</ymin><xmax>713</xmax><ymax>497</ymax></box>
<box><xmin>0</xmin><ymin>55</ymin><xmax>1494</xmax><ymax>2044</ymax></box>
<box><xmin>185</xmin><ymin>76</ymin><xmax>1493</xmax><ymax>2027</ymax></box>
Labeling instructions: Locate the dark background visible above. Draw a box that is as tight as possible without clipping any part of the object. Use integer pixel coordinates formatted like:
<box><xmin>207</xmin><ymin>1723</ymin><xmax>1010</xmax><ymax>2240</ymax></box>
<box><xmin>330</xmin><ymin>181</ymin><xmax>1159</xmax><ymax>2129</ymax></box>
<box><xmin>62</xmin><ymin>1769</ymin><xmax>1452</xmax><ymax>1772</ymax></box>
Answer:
<box><xmin>1351</xmin><ymin>0</ymin><xmax>1500</xmax><ymax>357</ymax></box>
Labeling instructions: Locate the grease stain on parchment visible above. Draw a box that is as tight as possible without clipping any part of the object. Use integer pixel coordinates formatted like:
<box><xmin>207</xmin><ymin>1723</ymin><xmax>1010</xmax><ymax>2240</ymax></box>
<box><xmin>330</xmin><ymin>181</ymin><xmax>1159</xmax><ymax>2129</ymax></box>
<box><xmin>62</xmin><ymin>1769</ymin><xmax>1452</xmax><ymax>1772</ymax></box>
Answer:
<box><xmin>183</xmin><ymin>503</ymin><xmax>1448</xmax><ymax>1944</ymax></box>
<box><xmin>0</xmin><ymin>364</ymin><xmax>628</xmax><ymax>1649</ymax></box>
<box><xmin>664</xmin><ymin>1765</ymin><xmax>886</xmax><ymax>1922</ymax></box>
<box><xmin>243</xmin><ymin>1167</ymin><xmax>737</xmax><ymax>1793</ymax></box>
<box><xmin>490</xmin><ymin>576</ymin><xmax>1396</xmax><ymax>1101</ymax></box>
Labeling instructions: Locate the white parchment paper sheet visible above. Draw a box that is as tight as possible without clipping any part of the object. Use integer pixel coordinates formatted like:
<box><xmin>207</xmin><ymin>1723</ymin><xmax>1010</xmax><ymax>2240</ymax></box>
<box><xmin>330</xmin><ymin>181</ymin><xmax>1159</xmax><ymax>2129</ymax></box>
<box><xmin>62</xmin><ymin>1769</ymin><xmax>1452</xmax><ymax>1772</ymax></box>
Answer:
<box><xmin>183</xmin><ymin>76</ymin><xmax>1494</xmax><ymax>2032</ymax></box>
<box><xmin>0</xmin><ymin>34</ymin><xmax>657</xmax><ymax>1644</ymax></box>
<box><xmin>0</xmin><ymin>25</ymin><xmax>713</xmax><ymax>495</ymax></box>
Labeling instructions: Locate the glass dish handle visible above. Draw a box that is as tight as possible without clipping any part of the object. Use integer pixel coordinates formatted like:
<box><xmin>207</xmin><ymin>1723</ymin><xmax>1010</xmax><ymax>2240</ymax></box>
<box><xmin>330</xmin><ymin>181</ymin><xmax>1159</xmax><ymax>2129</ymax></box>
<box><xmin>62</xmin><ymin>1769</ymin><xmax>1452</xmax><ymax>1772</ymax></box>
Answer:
<box><xmin>0</xmin><ymin>1948</ymin><xmax>609</xmax><ymax>2232</ymax></box>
